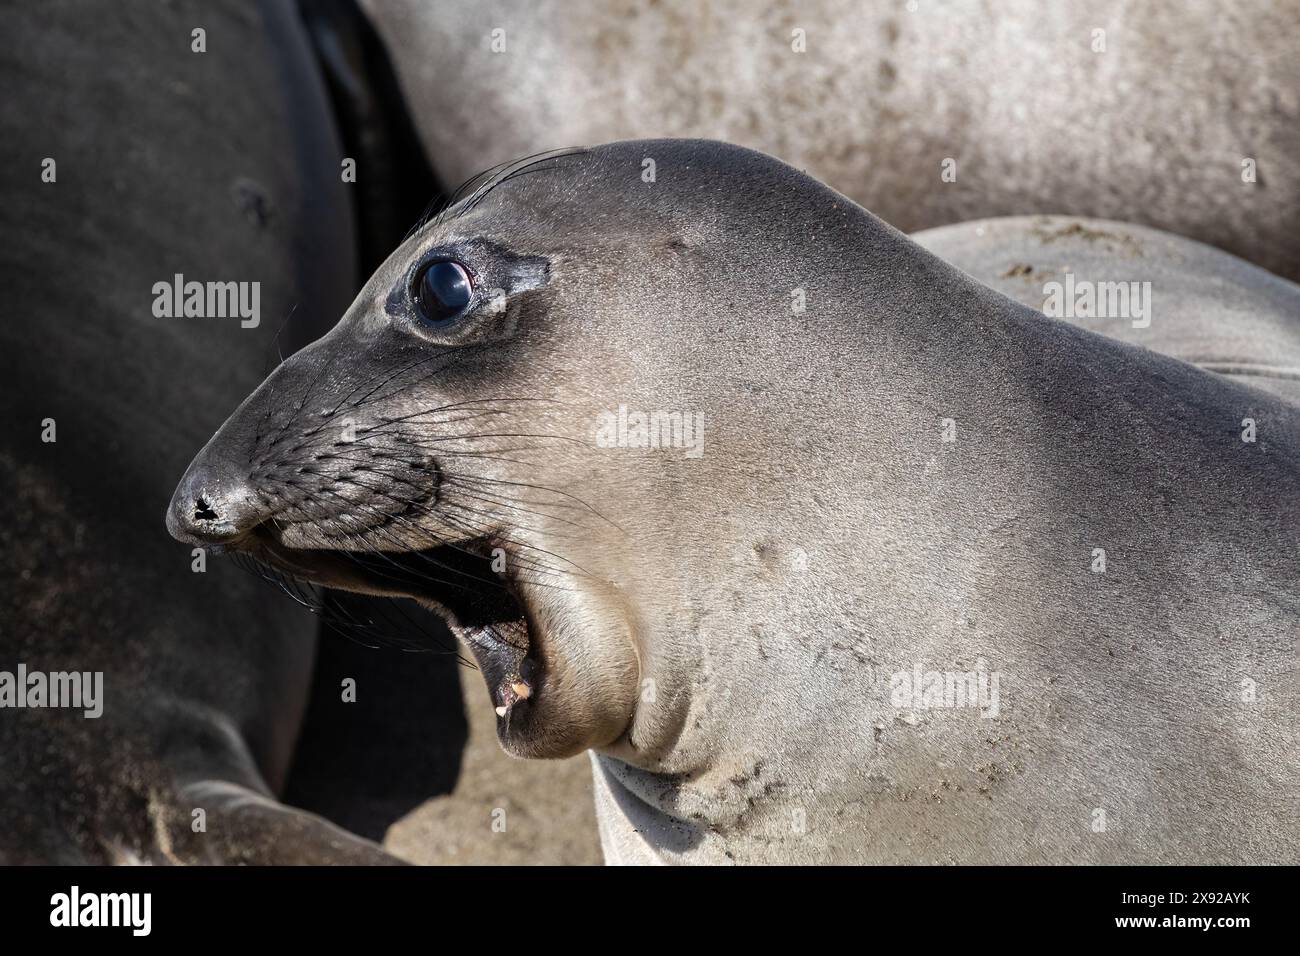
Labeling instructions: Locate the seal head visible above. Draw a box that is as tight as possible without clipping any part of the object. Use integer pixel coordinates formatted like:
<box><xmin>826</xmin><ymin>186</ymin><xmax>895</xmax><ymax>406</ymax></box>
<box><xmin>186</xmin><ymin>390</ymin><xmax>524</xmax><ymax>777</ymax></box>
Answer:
<box><xmin>168</xmin><ymin>138</ymin><xmax>982</xmax><ymax>766</ymax></box>
<box><xmin>171</xmin><ymin>140</ymin><xmax>1300</xmax><ymax>863</ymax></box>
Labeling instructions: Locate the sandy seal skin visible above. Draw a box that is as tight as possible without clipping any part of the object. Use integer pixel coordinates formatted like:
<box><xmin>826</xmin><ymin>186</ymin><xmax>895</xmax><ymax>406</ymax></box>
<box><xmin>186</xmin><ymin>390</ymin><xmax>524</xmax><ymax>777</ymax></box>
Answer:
<box><xmin>913</xmin><ymin>216</ymin><xmax>1300</xmax><ymax>405</ymax></box>
<box><xmin>170</xmin><ymin>140</ymin><xmax>1300</xmax><ymax>864</ymax></box>
<box><xmin>359</xmin><ymin>0</ymin><xmax>1300</xmax><ymax>282</ymax></box>
<box><xmin>0</xmin><ymin>0</ymin><xmax>396</xmax><ymax>863</ymax></box>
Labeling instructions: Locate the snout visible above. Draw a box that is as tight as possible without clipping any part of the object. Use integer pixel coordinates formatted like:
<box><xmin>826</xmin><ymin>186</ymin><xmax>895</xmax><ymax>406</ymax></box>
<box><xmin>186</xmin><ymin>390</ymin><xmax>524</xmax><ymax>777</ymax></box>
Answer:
<box><xmin>165</xmin><ymin>339</ymin><xmax>324</xmax><ymax>549</ymax></box>
<box><xmin>164</xmin><ymin>328</ymin><xmax>428</xmax><ymax>552</ymax></box>
<box><xmin>166</xmin><ymin>449</ymin><xmax>267</xmax><ymax>548</ymax></box>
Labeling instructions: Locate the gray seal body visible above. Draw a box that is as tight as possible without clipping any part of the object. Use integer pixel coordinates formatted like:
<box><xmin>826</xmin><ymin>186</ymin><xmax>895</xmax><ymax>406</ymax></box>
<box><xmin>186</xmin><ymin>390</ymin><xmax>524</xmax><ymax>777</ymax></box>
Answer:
<box><xmin>169</xmin><ymin>140</ymin><xmax>1300</xmax><ymax>864</ymax></box>
<box><xmin>360</xmin><ymin>0</ymin><xmax>1300</xmax><ymax>281</ymax></box>
<box><xmin>913</xmin><ymin>216</ymin><xmax>1300</xmax><ymax>405</ymax></box>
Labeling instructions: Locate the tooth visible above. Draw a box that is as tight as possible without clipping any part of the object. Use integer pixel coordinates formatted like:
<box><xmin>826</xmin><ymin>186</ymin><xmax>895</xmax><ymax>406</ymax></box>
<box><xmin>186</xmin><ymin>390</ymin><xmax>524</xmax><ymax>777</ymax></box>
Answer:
<box><xmin>495</xmin><ymin>705</ymin><xmax>508</xmax><ymax>717</ymax></box>
<box><xmin>510</xmin><ymin>681</ymin><xmax>532</xmax><ymax>700</ymax></box>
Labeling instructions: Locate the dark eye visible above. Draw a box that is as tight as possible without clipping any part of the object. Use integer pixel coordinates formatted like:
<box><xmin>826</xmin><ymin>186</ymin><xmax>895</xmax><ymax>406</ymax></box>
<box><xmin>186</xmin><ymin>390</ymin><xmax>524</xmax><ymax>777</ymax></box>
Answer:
<box><xmin>414</xmin><ymin>260</ymin><xmax>473</xmax><ymax>325</ymax></box>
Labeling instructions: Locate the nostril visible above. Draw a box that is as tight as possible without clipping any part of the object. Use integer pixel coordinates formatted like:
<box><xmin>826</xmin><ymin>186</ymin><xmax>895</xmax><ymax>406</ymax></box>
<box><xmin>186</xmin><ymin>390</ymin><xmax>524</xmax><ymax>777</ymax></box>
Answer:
<box><xmin>167</xmin><ymin>469</ymin><xmax>262</xmax><ymax>547</ymax></box>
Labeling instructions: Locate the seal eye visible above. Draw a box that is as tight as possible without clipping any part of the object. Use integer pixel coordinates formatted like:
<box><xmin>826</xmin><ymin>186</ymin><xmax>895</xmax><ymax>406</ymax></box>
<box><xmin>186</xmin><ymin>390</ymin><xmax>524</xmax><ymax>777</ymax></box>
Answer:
<box><xmin>414</xmin><ymin>260</ymin><xmax>473</xmax><ymax>325</ymax></box>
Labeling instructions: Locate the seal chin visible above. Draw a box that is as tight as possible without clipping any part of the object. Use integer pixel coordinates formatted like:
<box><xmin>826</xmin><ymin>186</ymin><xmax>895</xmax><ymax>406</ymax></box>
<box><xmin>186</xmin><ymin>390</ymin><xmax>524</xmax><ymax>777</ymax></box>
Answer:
<box><xmin>437</xmin><ymin>580</ymin><xmax>637</xmax><ymax>760</ymax></box>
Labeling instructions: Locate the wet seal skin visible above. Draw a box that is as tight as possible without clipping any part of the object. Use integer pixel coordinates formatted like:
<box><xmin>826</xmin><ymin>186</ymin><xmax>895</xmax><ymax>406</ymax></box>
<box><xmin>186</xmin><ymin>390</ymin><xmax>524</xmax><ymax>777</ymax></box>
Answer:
<box><xmin>170</xmin><ymin>140</ymin><xmax>1300</xmax><ymax>864</ymax></box>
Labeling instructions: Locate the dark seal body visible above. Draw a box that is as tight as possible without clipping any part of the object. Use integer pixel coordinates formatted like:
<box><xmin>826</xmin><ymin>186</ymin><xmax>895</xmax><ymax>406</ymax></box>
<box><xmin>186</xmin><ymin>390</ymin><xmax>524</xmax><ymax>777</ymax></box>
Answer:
<box><xmin>0</xmin><ymin>0</ymin><xmax>394</xmax><ymax>863</ymax></box>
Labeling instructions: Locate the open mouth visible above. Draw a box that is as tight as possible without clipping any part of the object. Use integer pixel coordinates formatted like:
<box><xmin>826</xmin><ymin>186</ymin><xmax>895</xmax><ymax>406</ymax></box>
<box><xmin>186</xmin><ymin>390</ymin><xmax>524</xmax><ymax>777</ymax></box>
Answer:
<box><xmin>240</xmin><ymin>527</ymin><xmax>539</xmax><ymax>726</ymax></box>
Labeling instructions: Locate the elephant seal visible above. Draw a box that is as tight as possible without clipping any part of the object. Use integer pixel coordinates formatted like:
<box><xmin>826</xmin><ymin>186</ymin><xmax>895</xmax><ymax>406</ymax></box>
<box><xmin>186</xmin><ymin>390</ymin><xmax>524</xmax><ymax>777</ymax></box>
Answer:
<box><xmin>0</xmin><ymin>0</ymin><xmax>396</xmax><ymax>862</ymax></box>
<box><xmin>912</xmin><ymin>216</ymin><xmax>1300</xmax><ymax>405</ymax></box>
<box><xmin>359</xmin><ymin>0</ymin><xmax>1300</xmax><ymax>281</ymax></box>
<box><xmin>169</xmin><ymin>139</ymin><xmax>1300</xmax><ymax>863</ymax></box>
